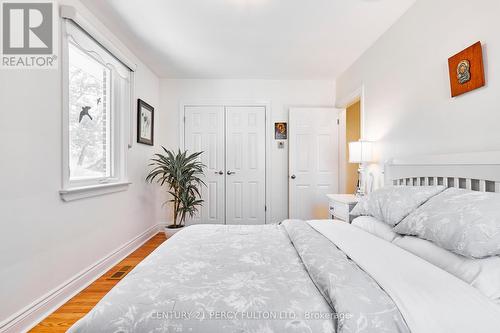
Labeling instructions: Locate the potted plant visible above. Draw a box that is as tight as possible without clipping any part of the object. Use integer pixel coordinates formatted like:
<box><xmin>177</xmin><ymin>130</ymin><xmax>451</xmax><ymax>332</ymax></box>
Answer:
<box><xmin>146</xmin><ymin>147</ymin><xmax>205</xmax><ymax>237</ymax></box>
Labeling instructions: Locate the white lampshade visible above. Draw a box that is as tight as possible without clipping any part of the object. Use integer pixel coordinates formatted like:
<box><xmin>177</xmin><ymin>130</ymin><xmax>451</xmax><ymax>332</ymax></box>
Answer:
<box><xmin>349</xmin><ymin>141</ymin><xmax>374</xmax><ymax>163</ymax></box>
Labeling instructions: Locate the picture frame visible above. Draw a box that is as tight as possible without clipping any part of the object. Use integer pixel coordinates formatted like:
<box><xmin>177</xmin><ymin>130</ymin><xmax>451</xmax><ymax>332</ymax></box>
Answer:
<box><xmin>448</xmin><ymin>41</ymin><xmax>485</xmax><ymax>97</ymax></box>
<box><xmin>275</xmin><ymin>122</ymin><xmax>287</xmax><ymax>140</ymax></box>
<box><xmin>137</xmin><ymin>99</ymin><xmax>154</xmax><ymax>146</ymax></box>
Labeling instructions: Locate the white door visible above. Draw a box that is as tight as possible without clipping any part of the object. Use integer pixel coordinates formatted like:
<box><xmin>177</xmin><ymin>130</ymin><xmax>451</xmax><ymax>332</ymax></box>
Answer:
<box><xmin>184</xmin><ymin>106</ymin><xmax>225</xmax><ymax>224</ymax></box>
<box><xmin>289</xmin><ymin>107</ymin><xmax>339</xmax><ymax>219</ymax></box>
<box><xmin>225</xmin><ymin>106</ymin><xmax>266</xmax><ymax>225</ymax></box>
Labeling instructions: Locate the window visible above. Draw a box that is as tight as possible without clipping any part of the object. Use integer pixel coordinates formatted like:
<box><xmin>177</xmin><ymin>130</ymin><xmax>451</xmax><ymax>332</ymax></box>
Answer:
<box><xmin>60</xmin><ymin>19</ymin><xmax>133</xmax><ymax>201</ymax></box>
<box><xmin>69</xmin><ymin>44</ymin><xmax>112</xmax><ymax>180</ymax></box>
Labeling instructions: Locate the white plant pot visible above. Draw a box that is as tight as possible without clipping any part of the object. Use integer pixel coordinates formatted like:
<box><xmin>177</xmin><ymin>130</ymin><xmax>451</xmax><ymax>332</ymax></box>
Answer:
<box><xmin>164</xmin><ymin>225</ymin><xmax>184</xmax><ymax>238</ymax></box>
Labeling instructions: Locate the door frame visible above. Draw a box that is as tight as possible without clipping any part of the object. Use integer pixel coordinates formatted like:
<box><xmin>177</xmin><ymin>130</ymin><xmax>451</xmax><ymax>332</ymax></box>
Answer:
<box><xmin>336</xmin><ymin>85</ymin><xmax>366</xmax><ymax>194</ymax></box>
<box><xmin>179</xmin><ymin>101</ymin><xmax>271</xmax><ymax>224</ymax></box>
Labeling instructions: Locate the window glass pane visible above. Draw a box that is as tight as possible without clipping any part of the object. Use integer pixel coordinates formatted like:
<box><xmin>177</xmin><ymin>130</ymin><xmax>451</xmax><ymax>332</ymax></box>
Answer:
<box><xmin>68</xmin><ymin>43</ymin><xmax>112</xmax><ymax>180</ymax></box>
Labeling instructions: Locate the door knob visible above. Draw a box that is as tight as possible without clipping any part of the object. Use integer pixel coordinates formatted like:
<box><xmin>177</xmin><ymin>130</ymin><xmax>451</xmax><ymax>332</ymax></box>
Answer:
<box><xmin>291</xmin><ymin>175</ymin><xmax>296</xmax><ymax>179</ymax></box>
<box><xmin>227</xmin><ymin>171</ymin><xmax>235</xmax><ymax>175</ymax></box>
<box><xmin>215</xmin><ymin>170</ymin><xmax>223</xmax><ymax>175</ymax></box>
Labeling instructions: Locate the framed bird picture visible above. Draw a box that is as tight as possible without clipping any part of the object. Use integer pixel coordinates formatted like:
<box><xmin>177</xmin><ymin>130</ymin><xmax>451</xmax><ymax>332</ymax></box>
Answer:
<box><xmin>137</xmin><ymin>99</ymin><xmax>154</xmax><ymax>146</ymax></box>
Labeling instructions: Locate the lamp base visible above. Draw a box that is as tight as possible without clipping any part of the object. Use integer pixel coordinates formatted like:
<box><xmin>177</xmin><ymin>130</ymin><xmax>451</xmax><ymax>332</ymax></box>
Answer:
<box><xmin>355</xmin><ymin>165</ymin><xmax>366</xmax><ymax>197</ymax></box>
<box><xmin>355</xmin><ymin>184</ymin><xmax>365</xmax><ymax>197</ymax></box>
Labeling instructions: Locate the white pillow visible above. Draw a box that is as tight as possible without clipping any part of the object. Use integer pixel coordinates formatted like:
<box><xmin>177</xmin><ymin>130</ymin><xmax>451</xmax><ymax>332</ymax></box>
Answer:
<box><xmin>352</xmin><ymin>216</ymin><xmax>401</xmax><ymax>242</ymax></box>
<box><xmin>351</xmin><ymin>186</ymin><xmax>446</xmax><ymax>226</ymax></box>
<box><xmin>393</xmin><ymin>235</ymin><xmax>500</xmax><ymax>304</ymax></box>
<box><xmin>395</xmin><ymin>188</ymin><xmax>500</xmax><ymax>258</ymax></box>
<box><xmin>393</xmin><ymin>236</ymin><xmax>481</xmax><ymax>283</ymax></box>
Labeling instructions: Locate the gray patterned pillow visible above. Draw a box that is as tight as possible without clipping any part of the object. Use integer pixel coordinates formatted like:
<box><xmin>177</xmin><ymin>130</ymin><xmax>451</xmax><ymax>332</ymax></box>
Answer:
<box><xmin>351</xmin><ymin>186</ymin><xmax>446</xmax><ymax>226</ymax></box>
<box><xmin>394</xmin><ymin>188</ymin><xmax>500</xmax><ymax>258</ymax></box>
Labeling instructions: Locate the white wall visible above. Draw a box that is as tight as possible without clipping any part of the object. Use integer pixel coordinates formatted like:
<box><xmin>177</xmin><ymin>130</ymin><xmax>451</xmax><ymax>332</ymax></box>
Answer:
<box><xmin>160</xmin><ymin>79</ymin><xmax>336</xmax><ymax>223</ymax></box>
<box><xmin>0</xmin><ymin>0</ymin><xmax>162</xmax><ymax>328</ymax></box>
<box><xmin>336</xmin><ymin>0</ymin><xmax>500</xmax><ymax>188</ymax></box>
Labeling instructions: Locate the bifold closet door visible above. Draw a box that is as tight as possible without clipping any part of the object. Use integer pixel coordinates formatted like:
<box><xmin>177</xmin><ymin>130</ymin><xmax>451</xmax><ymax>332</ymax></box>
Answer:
<box><xmin>225</xmin><ymin>106</ymin><xmax>266</xmax><ymax>225</ymax></box>
<box><xmin>184</xmin><ymin>106</ymin><xmax>225</xmax><ymax>224</ymax></box>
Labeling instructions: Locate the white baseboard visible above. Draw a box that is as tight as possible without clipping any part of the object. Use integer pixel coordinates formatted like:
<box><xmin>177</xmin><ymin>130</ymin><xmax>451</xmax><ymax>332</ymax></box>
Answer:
<box><xmin>0</xmin><ymin>223</ymin><xmax>163</xmax><ymax>333</ymax></box>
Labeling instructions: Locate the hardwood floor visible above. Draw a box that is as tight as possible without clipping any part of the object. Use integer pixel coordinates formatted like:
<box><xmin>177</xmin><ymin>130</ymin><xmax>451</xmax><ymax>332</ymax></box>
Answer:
<box><xmin>30</xmin><ymin>233</ymin><xmax>167</xmax><ymax>333</ymax></box>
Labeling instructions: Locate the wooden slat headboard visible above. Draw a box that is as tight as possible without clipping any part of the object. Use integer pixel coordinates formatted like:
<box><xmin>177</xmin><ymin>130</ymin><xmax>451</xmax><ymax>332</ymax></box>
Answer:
<box><xmin>384</xmin><ymin>151</ymin><xmax>500</xmax><ymax>193</ymax></box>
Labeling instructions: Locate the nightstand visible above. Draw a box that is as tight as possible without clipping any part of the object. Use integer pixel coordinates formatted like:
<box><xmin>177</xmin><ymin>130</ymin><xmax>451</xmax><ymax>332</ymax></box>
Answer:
<box><xmin>326</xmin><ymin>194</ymin><xmax>359</xmax><ymax>223</ymax></box>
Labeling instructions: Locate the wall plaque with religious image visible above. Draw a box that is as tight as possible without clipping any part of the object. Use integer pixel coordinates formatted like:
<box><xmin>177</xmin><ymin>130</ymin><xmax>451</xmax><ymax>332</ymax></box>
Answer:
<box><xmin>448</xmin><ymin>41</ymin><xmax>485</xmax><ymax>97</ymax></box>
<box><xmin>275</xmin><ymin>122</ymin><xmax>287</xmax><ymax>140</ymax></box>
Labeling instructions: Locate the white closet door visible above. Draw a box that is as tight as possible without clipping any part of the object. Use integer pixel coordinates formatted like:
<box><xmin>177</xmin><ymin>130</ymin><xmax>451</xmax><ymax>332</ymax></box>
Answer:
<box><xmin>225</xmin><ymin>106</ymin><xmax>266</xmax><ymax>225</ymax></box>
<box><xmin>289</xmin><ymin>107</ymin><xmax>339</xmax><ymax>220</ymax></box>
<box><xmin>184</xmin><ymin>106</ymin><xmax>225</xmax><ymax>224</ymax></box>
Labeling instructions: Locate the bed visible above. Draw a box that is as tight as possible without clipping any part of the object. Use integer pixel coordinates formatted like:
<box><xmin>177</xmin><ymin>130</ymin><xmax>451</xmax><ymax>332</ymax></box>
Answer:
<box><xmin>68</xmin><ymin>152</ymin><xmax>500</xmax><ymax>333</ymax></box>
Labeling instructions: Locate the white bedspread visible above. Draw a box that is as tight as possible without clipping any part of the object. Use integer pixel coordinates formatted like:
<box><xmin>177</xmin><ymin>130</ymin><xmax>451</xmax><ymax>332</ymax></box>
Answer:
<box><xmin>308</xmin><ymin>221</ymin><xmax>500</xmax><ymax>333</ymax></box>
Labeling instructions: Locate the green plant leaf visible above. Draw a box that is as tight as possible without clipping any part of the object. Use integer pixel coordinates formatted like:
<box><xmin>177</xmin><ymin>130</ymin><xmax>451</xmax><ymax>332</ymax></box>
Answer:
<box><xmin>146</xmin><ymin>149</ymin><xmax>206</xmax><ymax>224</ymax></box>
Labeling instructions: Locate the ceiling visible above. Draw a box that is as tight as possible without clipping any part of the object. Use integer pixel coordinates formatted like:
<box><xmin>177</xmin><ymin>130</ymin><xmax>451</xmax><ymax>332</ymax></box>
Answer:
<box><xmin>83</xmin><ymin>0</ymin><xmax>416</xmax><ymax>79</ymax></box>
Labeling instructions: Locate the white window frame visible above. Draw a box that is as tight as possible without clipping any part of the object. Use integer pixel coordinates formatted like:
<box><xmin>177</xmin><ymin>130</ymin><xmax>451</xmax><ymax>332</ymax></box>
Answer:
<box><xmin>59</xmin><ymin>7</ymin><xmax>136</xmax><ymax>202</ymax></box>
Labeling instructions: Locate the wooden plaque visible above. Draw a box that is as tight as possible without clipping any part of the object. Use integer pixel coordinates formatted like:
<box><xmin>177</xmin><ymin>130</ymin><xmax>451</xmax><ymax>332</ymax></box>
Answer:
<box><xmin>448</xmin><ymin>41</ymin><xmax>485</xmax><ymax>97</ymax></box>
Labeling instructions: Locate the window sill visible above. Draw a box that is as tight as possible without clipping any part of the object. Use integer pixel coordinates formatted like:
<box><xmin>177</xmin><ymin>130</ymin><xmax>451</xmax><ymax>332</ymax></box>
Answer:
<box><xmin>59</xmin><ymin>181</ymin><xmax>131</xmax><ymax>202</ymax></box>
